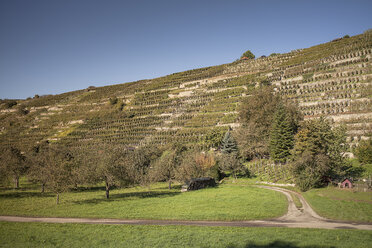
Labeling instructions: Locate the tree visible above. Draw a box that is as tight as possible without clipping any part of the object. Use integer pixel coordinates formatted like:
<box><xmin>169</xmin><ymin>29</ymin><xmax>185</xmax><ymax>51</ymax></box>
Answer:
<box><xmin>0</xmin><ymin>146</ymin><xmax>28</xmax><ymax>188</ymax></box>
<box><xmin>85</xmin><ymin>143</ymin><xmax>135</xmax><ymax>199</ymax></box>
<box><xmin>203</xmin><ymin>129</ymin><xmax>225</xmax><ymax>149</ymax></box>
<box><xmin>130</xmin><ymin>145</ymin><xmax>162</xmax><ymax>186</ymax></box>
<box><xmin>220</xmin><ymin>130</ymin><xmax>238</xmax><ymax>154</ymax></box>
<box><xmin>236</xmin><ymin>86</ymin><xmax>280</xmax><ymax>160</ymax></box>
<box><xmin>150</xmin><ymin>143</ymin><xmax>186</xmax><ymax>189</ymax></box>
<box><xmin>354</xmin><ymin>139</ymin><xmax>372</xmax><ymax>165</ymax></box>
<box><xmin>28</xmin><ymin>143</ymin><xmax>85</xmax><ymax>193</ymax></box>
<box><xmin>151</xmin><ymin>150</ymin><xmax>178</xmax><ymax>189</ymax></box>
<box><xmin>218</xmin><ymin>152</ymin><xmax>245</xmax><ymax>180</ymax></box>
<box><xmin>28</xmin><ymin>142</ymin><xmax>52</xmax><ymax>193</ymax></box>
<box><xmin>46</xmin><ymin>146</ymin><xmax>75</xmax><ymax>204</ymax></box>
<box><xmin>177</xmin><ymin>150</ymin><xmax>219</xmax><ymax>182</ymax></box>
<box><xmin>29</xmin><ymin>144</ymin><xmax>76</xmax><ymax>204</ymax></box>
<box><xmin>291</xmin><ymin>117</ymin><xmax>348</xmax><ymax>191</ymax></box>
<box><xmin>241</xmin><ymin>50</ymin><xmax>255</xmax><ymax>59</ymax></box>
<box><xmin>269</xmin><ymin>104</ymin><xmax>298</xmax><ymax>163</ymax></box>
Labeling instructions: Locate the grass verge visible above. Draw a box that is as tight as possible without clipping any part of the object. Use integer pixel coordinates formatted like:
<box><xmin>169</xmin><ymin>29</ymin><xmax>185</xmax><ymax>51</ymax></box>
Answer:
<box><xmin>290</xmin><ymin>193</ymin><xmax>303</xmax><ymax>209</ymax></box>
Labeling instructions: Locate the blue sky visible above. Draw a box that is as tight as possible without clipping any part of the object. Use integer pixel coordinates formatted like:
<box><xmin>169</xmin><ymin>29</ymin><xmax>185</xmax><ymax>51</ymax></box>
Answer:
<box><xmin>0</xmin><ymin>0</ymin><xmax>371</xmax><ymax>99</ymax></box>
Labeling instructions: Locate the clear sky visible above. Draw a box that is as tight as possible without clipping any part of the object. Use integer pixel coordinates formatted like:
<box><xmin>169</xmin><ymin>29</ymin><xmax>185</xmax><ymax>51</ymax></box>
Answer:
<box><xmin>0</xmin><ymin>0</ymin><xmax>371</xmax><ymax>99</ymax></box>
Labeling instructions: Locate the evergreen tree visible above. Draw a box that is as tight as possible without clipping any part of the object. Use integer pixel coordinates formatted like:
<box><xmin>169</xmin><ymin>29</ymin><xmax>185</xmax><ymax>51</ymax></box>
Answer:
<box><xmin>269</xmin><ymin>104</ymin><xmax>295</xmax><ymax>163</ymax></box>
<box><xmin>221</xmin><ymin>130</ymin><xmax>238</xmax><ymax>154</ymax></box>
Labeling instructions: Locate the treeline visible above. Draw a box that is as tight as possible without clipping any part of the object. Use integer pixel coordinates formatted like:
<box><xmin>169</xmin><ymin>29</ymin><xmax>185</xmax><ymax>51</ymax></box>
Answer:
<box><xmin>0</xmin><ymin>134</ymin><xmax>244</xmax><ymax>204</ymax></box>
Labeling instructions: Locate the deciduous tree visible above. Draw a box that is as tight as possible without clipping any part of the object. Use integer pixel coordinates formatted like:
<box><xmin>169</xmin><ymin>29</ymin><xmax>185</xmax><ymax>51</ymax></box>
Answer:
<box><xmin>0</xmin><ymin>146</ymin><xmax>28</xmax><ymax>188</ymax></box>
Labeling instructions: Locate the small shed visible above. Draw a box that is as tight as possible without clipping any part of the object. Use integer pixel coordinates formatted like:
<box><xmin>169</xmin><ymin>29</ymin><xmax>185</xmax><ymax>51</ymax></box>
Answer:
<box><xmin>340</xmin><ymin>178</ymin><xmax>353</xmax><ymax>188</ymax></box>
<box><xmin>182</xmin><ymin>177</ymin><xmax>216</xmax><ymax>191</ymax></box>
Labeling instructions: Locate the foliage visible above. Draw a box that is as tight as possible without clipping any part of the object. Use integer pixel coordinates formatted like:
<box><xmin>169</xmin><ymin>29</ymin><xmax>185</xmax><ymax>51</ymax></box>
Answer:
<box><xmin>269</xmin><ymin>53</ymin><xmax>280</xmax><ymax>56</ymax></box>
<box><xmin>240</xmin><ymin>50</ymin><xmax>255</xmax><ymax>59</ymax></box>
<box><xmin>218</xmin><ymin>152</ymin><xmax>246</xmax><ymax>179</ymax></box>
<box><xmin>203</xmin><ymin>128</ymin><xmax>225</xmax><ymax>149</ymax></box>
<box><xmin>236</xmin><ymin>86</ymin><xmax>280</xmax><ymax>160</ymax></box>
<box><xmin>354</xmin><ymin>139</ymin><xmax>372</xmax><ymax>164</ymax></box>
<box><xmin>3</xmin><ymin>100</ymin><xmax>17</xmax><ymax>109</ymax></box>
<box><xmin>269</xmin><ymin>104</ymin><xmax>297</xmax><ymax>163</ymax></box>
<box><xmin>81</xmin><ymin>143</ymin><xmax>144</xmax><ymax>199</ymax></box>
<box><xmin>177</xmin><ymin>150</ymin><xmax>220</xmax><ymax>182</ymax></box>
<box><xmin>150</xmin><ymin>143</ymin><xmax>186</xmax><ymax>188</ymax></box>
<box><xmin>109</xmin><ymin>97</ymin><xmax>118</xmax><ymax>105</ymax></box>
<box><xmin>28</xmin><ymin>144</ymin><xmax>77</xmax><ymax>204</ymax></box>
<box><xmin>220</xmin><ymin>130</ymin><xmax>238</xmax><ymax>154</ymax></box>
<box><xmin>291</xmin><ymin>118</ymin><xmax>349</xmax><ymax>191</ymax></box>
<box><xmin>0</xmin><ymin>146</ymin><xmax>28</xmax><ymax>188</ymax></box>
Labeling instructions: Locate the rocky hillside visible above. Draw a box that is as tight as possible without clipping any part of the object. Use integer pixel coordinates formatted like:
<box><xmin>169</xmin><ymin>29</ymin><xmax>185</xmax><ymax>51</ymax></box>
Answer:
<box><xmin>1</xmin><ymin>31</ymin><xmax>371</xmax><ymax>151</ymax></box>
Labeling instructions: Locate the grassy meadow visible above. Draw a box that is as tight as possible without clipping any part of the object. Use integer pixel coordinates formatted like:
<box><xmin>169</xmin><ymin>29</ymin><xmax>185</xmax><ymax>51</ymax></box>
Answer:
<box><xmin>0</xmin><ymin>222</ymin><xmax>371</xmax><ymax>248</ymax></box>
<box><xmin>0</xmin><ymin>182</ymin><xmax>287</xmax><ymax>221</ymax></box>
<box><xmin>303</xmin><ymin>186</ymin><xmax>372</xmax><ymax>223</ymax></box>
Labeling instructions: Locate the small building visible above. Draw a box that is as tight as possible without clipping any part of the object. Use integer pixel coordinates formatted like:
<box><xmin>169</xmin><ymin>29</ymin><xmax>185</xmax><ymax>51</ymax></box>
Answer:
<box><xmin>339</xmin><ymin>178</ymin><xmax>353</xmax><ymax>188</ymax></box>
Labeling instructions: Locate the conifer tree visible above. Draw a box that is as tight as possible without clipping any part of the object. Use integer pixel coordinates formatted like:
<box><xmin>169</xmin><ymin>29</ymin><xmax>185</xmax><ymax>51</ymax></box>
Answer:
<box><xmin>269</xmin><ymin>104</ymin><xmax>295</xmax><ymax>163</ymax></box>
<box><xmin>221</xmin><ymin>130</ymin><xmax>238</xmax><ymax>154</ymax></box>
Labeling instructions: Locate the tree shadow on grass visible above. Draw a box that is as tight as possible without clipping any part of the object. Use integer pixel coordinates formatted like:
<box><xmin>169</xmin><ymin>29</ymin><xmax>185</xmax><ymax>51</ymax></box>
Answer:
<box><xmin>72</xmin><ymin>186</ymin><xmax>107</xmax><ymax>192</ymax></box>
<box><xmin>226</xmin><ymin>240</ymin><xmax>336</xmax><ymax>248</ymax></box>
<box><xmin>72</xmin><ymin>190</ymin><xmax>181</xmax><ymax>205</ymax></box>
<box><xmin>0</xmin><ymin>191</ymin><xmax>54</xmax><ymax>199</ymax></box>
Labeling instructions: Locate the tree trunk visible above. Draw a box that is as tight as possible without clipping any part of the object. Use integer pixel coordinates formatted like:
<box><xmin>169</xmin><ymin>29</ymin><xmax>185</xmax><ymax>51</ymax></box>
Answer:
<box><xmin>168</xmin><ymin>179</ymin><xmax>172</xmax><ymax>189</ymax></box>
<box><xmin>105</xmin><ymin>181</ymin><xmax>110</xmax><ymax>199</ymax></box>
<box><xmin>14</xmin><ymin>177</ymin><xmax>19</xmax><ymax>189</ymax></box>
<box><xmin>56</xmin><ymin>193</ymin><xmax>59</xmax><ymax>205</ymax></box>
<box><xmin>41</xmin><ymin>183</ymin><xmax>45</xmax><ymax>193</ymax></box>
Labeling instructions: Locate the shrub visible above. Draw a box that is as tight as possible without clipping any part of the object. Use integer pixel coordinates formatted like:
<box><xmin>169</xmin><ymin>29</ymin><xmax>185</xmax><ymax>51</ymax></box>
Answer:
<box><xmin>109</xmin><ymin>97</ymin><xmax>118</xmax><ymax>105</ymax></box>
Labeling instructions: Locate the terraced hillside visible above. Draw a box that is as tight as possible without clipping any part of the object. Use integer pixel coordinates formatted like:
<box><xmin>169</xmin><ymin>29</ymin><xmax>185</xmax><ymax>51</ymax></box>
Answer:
<box><xmin>1</xmin><ymin>31</ymin><xmax>371</xmax><ymax>151</ymax></box>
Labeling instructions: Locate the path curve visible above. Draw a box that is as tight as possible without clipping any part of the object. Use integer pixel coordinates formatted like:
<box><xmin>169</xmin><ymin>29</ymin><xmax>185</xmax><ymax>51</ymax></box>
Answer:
<box><xmin>1</xmin><ymin>186</ymin><xmax>371</xmax><ymax>230</ymax></box>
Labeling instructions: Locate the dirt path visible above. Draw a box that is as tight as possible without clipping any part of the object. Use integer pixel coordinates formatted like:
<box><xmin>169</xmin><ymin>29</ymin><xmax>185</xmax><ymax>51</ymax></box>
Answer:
<box><xmin>0</xmin><ymin>186</ymin><xmax>371</xmax><ymax>230</ymax></box>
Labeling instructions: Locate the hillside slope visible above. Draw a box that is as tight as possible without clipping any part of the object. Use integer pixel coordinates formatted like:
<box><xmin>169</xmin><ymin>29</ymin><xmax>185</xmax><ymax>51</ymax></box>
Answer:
<box><xmin>1</xmin><ymin>31</ymin><xmax>371</xmax><ymax>151</ymax></box>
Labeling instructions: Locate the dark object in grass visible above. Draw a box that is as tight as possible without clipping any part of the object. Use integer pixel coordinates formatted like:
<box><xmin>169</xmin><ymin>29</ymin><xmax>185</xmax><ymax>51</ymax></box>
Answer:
<box><xmin>183</xmin><ymin>177</ymin><xmax>216</xmax><ymax>191</ymax></box>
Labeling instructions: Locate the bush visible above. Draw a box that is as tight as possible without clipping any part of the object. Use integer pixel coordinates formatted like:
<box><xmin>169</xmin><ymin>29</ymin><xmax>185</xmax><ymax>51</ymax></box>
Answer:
<box><xmin>109</xmin><ymin>97</ymin><xmax>118</xmax><ymax>105</ymax></box>
<box><xmin>4</xmin><ymin>100</ymin><xmax>17</xmax><ymax>108</ymax></box>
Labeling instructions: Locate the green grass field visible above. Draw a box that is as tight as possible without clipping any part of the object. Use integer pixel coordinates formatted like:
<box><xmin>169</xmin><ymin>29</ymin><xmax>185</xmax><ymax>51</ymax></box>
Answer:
<box><xmin>0</xmin><ymin>222</ymin><xmax>371</xmax><ymax>248</ymax></box>
<box><xmin>0</xmin><ymin>183</ymin><xmax>287</xmax><ymax>221</ymax></box>
<box><xmin>303</xmin><ymin>187</ymin><xmax>372</xmax><ymax>223</ymax></box>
